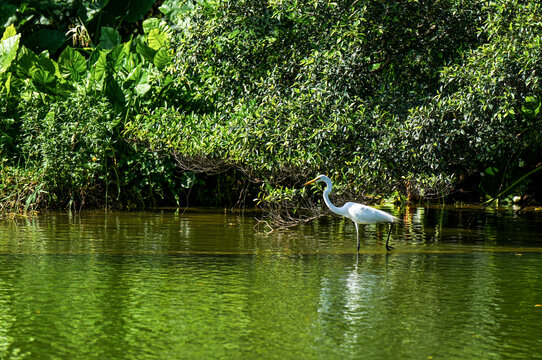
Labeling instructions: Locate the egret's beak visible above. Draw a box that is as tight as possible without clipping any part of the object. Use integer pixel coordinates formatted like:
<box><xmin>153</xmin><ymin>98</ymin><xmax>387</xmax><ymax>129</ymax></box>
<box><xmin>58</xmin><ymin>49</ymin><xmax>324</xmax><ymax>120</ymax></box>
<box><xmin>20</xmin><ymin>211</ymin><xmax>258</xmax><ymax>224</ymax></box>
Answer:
<box><xmin>303</xmin><ymin>178</ymin><xmax>318</xmax><ymax>186</ymax></box>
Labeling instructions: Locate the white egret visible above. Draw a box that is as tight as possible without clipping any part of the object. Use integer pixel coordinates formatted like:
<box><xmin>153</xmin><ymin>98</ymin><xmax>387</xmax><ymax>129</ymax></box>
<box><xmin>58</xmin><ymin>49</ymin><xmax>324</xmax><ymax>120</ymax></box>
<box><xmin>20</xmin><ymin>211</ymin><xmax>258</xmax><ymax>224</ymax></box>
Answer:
<box><xmin>304</xmin><ymin>175</ymin><xmax>399</xmax><ymax>252</ymax></box>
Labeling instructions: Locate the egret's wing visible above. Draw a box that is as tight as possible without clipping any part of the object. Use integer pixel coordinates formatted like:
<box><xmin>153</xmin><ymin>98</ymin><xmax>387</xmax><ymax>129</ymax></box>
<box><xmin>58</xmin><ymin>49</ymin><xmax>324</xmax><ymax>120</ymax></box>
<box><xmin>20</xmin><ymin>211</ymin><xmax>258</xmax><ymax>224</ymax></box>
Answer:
<box><xmin>343</xmin><ymin>202</ymin><xmax>399</xmax><ymax>224</ymax></box>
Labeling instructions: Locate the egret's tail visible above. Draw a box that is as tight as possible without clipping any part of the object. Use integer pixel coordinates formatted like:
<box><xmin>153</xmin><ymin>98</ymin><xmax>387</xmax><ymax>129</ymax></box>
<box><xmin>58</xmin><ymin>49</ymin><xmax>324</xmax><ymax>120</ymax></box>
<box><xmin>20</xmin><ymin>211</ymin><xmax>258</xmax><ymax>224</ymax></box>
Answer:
<box><xmin>390</xmin><ymin>215</ymin><xmax>402</xmax><ymax>223</ymax></box>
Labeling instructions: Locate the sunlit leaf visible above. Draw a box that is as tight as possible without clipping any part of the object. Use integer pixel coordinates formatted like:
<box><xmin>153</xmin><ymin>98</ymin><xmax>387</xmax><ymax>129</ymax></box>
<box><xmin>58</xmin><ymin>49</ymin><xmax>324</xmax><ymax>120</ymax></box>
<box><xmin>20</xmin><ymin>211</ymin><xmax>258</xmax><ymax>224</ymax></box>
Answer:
<box><xmin>0</xmin><ymin>32</ymin><xmax>20</xmax><ymax>74</ymax></box>
<box><xmin>135</xmin><ymin>77</ymin><xmax>151</xmax><ymax>96</ymax></box>
<box><xmin>148</xmin><ymin>28</ymin><xmax>168</xmax><ymax>50</ymax></box>
<box><xmin>92</xmin><ymin>50</ymin><xmax>107</xmax><ymax>82</ymax></box>
<box><xmin>1</xmin><ymin>24</ymin><xmax>17</xmax><ymax>41</ymax></box>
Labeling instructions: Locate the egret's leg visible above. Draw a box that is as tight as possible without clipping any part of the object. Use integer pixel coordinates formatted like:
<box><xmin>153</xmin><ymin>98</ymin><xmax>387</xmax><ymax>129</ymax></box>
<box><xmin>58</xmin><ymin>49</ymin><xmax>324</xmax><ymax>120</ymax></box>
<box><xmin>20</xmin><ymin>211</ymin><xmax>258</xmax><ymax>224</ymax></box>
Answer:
<box><xmin>354</xmin><ymin>222</ymin><xmax>360</xmax><ymax>252</ymax></box>
<box><xmin>385</xmin><ymin>223</ymin><xmax>395</xmax><ymax>251</ymax></box>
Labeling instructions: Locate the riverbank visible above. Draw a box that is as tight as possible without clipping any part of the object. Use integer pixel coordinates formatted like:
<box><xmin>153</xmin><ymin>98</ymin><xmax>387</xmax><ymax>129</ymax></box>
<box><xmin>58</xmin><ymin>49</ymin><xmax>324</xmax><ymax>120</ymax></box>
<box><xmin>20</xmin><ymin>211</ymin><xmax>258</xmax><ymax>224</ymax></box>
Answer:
<box><xmin>1</xmin><ymin>0</ymin><xmax>541</xmax><ymax>213</ymax></box>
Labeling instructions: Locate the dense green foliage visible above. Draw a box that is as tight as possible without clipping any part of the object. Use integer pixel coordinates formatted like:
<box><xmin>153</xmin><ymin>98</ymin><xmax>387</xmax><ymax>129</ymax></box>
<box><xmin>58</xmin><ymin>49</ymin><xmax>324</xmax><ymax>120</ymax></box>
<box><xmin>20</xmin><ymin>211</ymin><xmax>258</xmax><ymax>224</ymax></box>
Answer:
<box><xmin>404</xmin><ymin>1</ymin><xmax>542</xmax><ymax>200</ymax></box>
<box><xmin>1</xmin><ymin>0</ymin><xmax>541</xmax><ymax>212</ymax></box>
<box><xmin>0</xmin><ymin>19</ymin><xmax>186</xmax><ymax>209</ymax></box>
<box><xmin>0</xmin><ymin>0</ymin><xmax>158</xmax><ymax>54</ymax></box>
<box><xmin>129</xmin><ymin>0</ymin><xmax>483</xmax><ymax>198</ymax></box>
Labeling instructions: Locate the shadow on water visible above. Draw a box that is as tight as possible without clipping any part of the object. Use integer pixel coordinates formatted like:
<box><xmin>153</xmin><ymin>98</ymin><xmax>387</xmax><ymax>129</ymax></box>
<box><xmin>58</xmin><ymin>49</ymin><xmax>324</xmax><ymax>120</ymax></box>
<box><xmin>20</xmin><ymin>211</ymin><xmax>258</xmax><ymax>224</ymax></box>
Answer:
<box><xmin>0</xmin><ymin>206</ymin><xmax>542</xmax><ymax>359</ymax></box>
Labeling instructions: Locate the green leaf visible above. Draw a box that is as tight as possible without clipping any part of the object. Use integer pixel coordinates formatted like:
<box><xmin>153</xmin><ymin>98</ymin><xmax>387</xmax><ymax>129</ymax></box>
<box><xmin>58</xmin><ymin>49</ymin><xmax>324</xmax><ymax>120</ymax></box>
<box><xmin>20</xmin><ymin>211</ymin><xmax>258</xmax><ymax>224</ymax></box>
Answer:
<box><xmin>142</xmin><ymin>18</ymin><xmax>161</xmax><ymax>34</ymax></box>
<box><xmin>0</xmin><ymin>32</ymin><xmax>20</xmax><ymax>74</ymax></box>
<box><xmin>134</xmin><ymin>72</ymin><xmax>151</xmax><ymax>96</ymax></box>
<box><xmin>125</xmin><ymin>0</ymin><xmax>157</xmax><ymax>23</ymax></box>
<box><xmin>135</xmin><ymin>82</ymin><xmax>151</xmax><ymax>97</ymax></box>
<box><xmin>105</xmin><ymin>74</ymin><xmax>125</xmax><ymax>108</ymax></box>
<box><xmin>88</xmin><ymin>46</ymin><xmax>103</xmax><ymax>67</ymax></box>
<box><xmin>92</xmin><ymin>50</ymin><xmax>107</xmax><ymax>82</ymax></box>
<box><xmin>55</xmin><ymin>81</ymin><xmax>75</xmax><ymax>98</ymax></box>
<box><xmin>2</xmin><ymin>24</ymin><xmax>17</xmax><ymax>41</ymax></box>
<box><xmin>136</xmin><ymin>41</ymin><xmax>156</xmax><ymax>62</ymax></box>
<box><xmin>0</xmin><ymin>4</ymin><xmax>17</xmax><ymax>30</ymax></box>
<box><xmin>3</xmin><ymin>72</ymin><xmax>12</xmax><ymax>94</ymax></box>
<box><xmin>58</xmin><ymin>47</ymin><xmax>87</xmax><ymax>81</ymax></box>
<box><xmin>153</xmin><ymin>49</ymin><xmax>171</xmax><ymax>70</ymax></box>
<box><xmin>16</xmin><ymin>46</ymin><xmax>39</xmax><ymax>78</ymax></box>
<box><xmin>79</xmin><ymin>0</ymin><xmax>109</xmax><ymax>22</ymax></box>
<box><xmin>36</xmin><ymin>56</ymin><xmax>57</xmax><ymax>78</ymax></box>
<box><xmin>484</xmin><ymin>167</ymin><xmax>499</xmax><ymax>176</ymax></box>
<box><xmin>31</xmin><ymin>68</ymin><xmax>56</xmax><ymax>92</ymax></box>
<box><xmin>159</xmin><ymin>1</ymin><xmax>194</xmax><ymax>20</ymax></box>
<box><xmin>125</xmin><ymin>63</ymin><xmax>142</xmax><ymax>84</ymax></box>
<box><xmin>148</xmin><ymin>28</ymin><xmax>168</xmax><ymax>50</ymax></box>
<box><xmin>107</xmin><ymin>44</ymin><xmax>126</xmax><ymax>72</ymax></box>
<box><xmin>25</xmin><ymin>29</ymin><xmax>65</xmax><ymax>55</ymax></box>
<box><xmin>100</xmin><ymin>27</ymin><xmax>121</xmax><ymax>50</ymax></box>
<box><xmin>521</xmin><ymin>96</ymin><xmax>541</xmax><ymax>118</ymax></box>
<box><xmin>228</xmin><ymin>29</ymin><xmax>240</xmax><ymax>39</ymax></box>
<box><xmin>180</xmin><ymin>172</ymin><xmax>195</xmax><ymax>188</ymax></box>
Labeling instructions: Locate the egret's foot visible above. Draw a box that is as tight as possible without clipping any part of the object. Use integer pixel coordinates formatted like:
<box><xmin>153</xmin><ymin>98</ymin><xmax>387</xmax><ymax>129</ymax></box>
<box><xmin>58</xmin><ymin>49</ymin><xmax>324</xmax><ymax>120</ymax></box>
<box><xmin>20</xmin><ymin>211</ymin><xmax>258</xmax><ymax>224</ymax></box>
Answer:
<box><xmin>386</xmin><ymin>244</ymin><xmax>395</xmax><ymax>252</ymax></box>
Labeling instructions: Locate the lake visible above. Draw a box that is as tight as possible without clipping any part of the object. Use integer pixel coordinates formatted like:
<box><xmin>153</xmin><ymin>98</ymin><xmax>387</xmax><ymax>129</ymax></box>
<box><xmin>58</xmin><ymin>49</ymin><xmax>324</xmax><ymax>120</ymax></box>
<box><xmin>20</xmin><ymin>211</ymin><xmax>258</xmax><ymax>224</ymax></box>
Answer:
<box><xmin>1</xmin><ymin>206</ymin><xmax>542</xmax><ymax>359</ymax></box>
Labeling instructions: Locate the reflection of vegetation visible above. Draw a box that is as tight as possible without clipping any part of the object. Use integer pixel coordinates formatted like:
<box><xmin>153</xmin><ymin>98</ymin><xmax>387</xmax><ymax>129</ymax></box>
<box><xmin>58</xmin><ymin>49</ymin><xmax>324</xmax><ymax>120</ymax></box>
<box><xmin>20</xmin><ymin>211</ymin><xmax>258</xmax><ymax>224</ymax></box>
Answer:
<box><xmin>1</xmin><ymin>0</ymin><xmax>542</xmax><ymax>212</ymax></box>
<box><xmin>1</xmin><ymin>220</ymin><xmax>541</xmax><ymax>359</ymax></box>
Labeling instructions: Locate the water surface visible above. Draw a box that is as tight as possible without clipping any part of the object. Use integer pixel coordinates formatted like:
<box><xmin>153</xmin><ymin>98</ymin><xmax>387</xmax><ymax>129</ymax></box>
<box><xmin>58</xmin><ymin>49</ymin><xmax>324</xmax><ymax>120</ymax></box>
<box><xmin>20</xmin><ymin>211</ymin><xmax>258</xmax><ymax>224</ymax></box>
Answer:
<box><xmin>1</xmin><ymin>207</ymin><xmax>542</xmax><ymax>359</ymax></box>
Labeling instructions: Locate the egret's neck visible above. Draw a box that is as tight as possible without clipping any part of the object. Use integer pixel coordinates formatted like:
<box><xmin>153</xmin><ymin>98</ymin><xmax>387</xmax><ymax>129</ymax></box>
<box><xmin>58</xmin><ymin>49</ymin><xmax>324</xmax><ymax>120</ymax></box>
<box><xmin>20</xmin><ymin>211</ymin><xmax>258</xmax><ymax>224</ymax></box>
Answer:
<box><xmin>322</xmin><ymin>179</ymin><xmax>341</xmax><ymax>215</ymax></box>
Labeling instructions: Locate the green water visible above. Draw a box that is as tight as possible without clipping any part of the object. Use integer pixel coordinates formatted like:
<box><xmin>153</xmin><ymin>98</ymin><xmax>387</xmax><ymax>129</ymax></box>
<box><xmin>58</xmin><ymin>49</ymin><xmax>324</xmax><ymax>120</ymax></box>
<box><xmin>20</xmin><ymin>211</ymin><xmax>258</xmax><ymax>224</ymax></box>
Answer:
<box><xmin>1</xmin><ymin>207</ymin><xmax>542</xmax><ymax>359</ymax></box>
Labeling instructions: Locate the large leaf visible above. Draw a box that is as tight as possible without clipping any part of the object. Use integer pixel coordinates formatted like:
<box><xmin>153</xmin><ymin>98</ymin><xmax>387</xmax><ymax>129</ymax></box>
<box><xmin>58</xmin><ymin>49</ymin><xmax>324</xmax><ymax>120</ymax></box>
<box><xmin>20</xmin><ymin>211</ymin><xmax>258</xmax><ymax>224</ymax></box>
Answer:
<box><xmin>159</xmin><ymin>1</ymin><xmax>196</xmax><ymax>22</ymax></box>
<box><xmin>125</xmin><ymin>0</ymin><xmax>157</xmax><ymax>23</ymax></box>
<box><xmin>3</xmin><ymin>72</ymin><xmax>12</xmax><ymax>95</ymax></box>
<box><xmin>100</xmin><ymin>27</ymin><xmax>121</xmax><ymax>50</ymax></box>
<box><xmin>0</xmin><ymin>3</ymin><xmax>17</xmax><ymax>29</ymax></box>
<box><xmin>37</xmin><ymin>56</ymin><xmax>56</xmax><ymax>76</ymax></box>
<box><xmin>79</xmin><ymin>0</ymin><xmax>109</xmax><ymax>22</ymax></box>
<box><xmin>107</xmin><ymin>44</ymin><xmax>126</xmax><ymax>73</ymax></box>
<box><xmin>24</xmin><ymin>29</ymin><xmax>65</xmax><ymax>55</ymax></box>
<box><xmin>92</xmin><ymin>50</ymin><xmax>108</xmax><ymax>82</ymax></box>
<box><xmin>31</xmin><ymin>68</ymin><xmax>56</xmax><ymax>92</ymax></box>
<box><xmin>55</xmin><ymin>81</ymin><xmax>75</xmax><ymax>98</ymax></box>
<box><xmin>153</xmin><ymin>49</ymin><xmax>171</xmax><ymax>70</ymax></box>
<box><xmin>134</xmin><ymin>72</ymin><xmax>151</xmax><ymax>96</ymax></box>
<box><xmin>58</xmin><ymin>47</ymin><xmax>87</xmax><ymax>81</ymax></box>
<box><xmin>2</xmin><ymin>24</ymin><xmax>17</xmax><ymax>41</ymax></box>
<box><xmin>142</xmin><ymin>18</ymin><xmax>161</xmax><ymax>34</ymax></box>
<box><xmin>88</xmin><ymin>46</ymin><xmax>103</xmax><ymax>69</ymax></box>
<box><xmin>136</xmin><ymin>41</ymin><xmax>156</xmax><ymax>62</ymax></box>
<box><xmin>105</xmin><ymin>74</ymin><xmax>125</xmax><ymax>109</ymax></box>
<box><xmin>0</xmin><ymin>31</ymin><xmax>20</xmax><ymax>74</ymax></box>
<box><xmin>124</xmin><ymin>64</ymin><xmax>142</xmax><ymax>88</ymax></box>
<box><xmin>147</xmin><ymin>28</ymin><xmax>168</xmax><ymax>50</ymax></box>
<box><xmin>16</xmin><ymin>46</ymin><xmax>39</xmax><ymax>78</ymax></box>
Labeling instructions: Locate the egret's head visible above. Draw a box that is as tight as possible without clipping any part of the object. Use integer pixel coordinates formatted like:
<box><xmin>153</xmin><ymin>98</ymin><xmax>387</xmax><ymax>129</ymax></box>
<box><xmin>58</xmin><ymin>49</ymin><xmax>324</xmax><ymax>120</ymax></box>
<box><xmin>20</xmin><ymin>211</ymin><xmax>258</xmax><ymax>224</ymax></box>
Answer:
<box><xmin>303</xmin><ymin>175</ymin><xmax>326</xmax><ymax>186</ymax></box>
